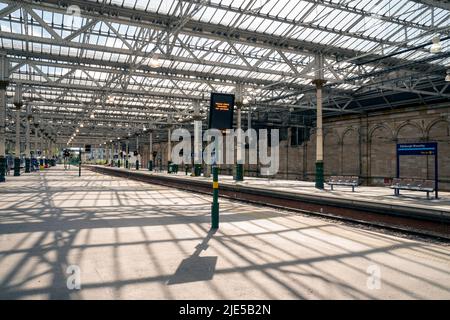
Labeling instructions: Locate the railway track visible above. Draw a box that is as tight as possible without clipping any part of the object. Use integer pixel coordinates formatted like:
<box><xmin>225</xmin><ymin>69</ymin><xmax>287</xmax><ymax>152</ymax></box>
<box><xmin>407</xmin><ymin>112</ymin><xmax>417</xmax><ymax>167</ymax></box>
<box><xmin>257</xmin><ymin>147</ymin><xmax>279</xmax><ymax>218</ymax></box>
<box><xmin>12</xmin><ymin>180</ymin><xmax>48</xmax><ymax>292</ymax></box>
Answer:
<box><xmin>87</xmin><ymin>166</ymin><xmax>450</xmax><ymax>241</ymax></box>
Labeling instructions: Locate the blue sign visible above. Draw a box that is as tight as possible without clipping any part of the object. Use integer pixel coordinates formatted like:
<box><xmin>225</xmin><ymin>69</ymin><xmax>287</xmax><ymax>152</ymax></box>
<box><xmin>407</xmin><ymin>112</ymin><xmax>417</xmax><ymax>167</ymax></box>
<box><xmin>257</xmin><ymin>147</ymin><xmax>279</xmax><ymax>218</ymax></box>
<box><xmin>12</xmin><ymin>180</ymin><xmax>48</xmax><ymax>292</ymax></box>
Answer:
<box><xmin>397</xmin><ymin>143</ymin><xmax>437</xmax><ymax>156</ymax></box>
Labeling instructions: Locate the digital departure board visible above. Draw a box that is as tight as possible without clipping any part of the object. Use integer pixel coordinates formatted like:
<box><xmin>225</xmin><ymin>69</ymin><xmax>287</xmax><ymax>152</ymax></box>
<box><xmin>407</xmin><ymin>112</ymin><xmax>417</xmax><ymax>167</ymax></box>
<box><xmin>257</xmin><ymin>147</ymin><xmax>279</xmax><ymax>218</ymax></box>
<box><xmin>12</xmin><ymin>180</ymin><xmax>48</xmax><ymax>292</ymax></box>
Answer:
<box><xmin>209</xmin><ymin>93</ymin><xmax>235</xmax><ymax>130</ymax></box>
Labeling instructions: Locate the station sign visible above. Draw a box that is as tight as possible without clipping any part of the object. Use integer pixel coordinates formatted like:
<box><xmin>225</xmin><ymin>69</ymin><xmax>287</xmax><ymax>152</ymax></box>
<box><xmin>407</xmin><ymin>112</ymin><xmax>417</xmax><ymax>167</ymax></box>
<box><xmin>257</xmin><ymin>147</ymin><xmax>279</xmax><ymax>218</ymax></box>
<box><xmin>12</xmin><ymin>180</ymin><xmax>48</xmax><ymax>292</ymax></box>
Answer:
<box><xmin>397</xmin><ymin>143</ymin><xmax>437</xmax><ymax>156</ymax></box>
<box><xmin>209</xmin><ymin>92</ymin><xmax>235</xmax><ymax>130</ymax></box>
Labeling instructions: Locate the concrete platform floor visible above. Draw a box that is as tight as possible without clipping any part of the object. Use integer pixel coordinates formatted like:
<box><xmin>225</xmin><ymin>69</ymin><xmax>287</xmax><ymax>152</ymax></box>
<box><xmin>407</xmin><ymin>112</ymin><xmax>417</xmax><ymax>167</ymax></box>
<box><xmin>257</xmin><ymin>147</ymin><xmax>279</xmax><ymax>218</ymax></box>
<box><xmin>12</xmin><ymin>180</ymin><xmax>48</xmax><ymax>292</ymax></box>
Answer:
<box><xmin>124</xmin><ymin>167</ymin><xmax>450</xmax><ymax>213</ymax></box>
<box><xmin>0</xmin><ymin>166</ymin><xmax>449</xmax><ymax>299</ymax></box>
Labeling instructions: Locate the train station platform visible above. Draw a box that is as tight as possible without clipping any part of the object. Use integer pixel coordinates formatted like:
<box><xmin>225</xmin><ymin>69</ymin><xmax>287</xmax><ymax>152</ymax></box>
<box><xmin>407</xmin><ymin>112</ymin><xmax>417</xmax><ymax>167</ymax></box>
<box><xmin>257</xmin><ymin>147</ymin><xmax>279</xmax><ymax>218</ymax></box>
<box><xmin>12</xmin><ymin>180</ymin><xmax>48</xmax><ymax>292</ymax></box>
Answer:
<box><xmin>1</xmin><ymin>166</ymin><xmax>449</xmax><ymax>299</ymax></box>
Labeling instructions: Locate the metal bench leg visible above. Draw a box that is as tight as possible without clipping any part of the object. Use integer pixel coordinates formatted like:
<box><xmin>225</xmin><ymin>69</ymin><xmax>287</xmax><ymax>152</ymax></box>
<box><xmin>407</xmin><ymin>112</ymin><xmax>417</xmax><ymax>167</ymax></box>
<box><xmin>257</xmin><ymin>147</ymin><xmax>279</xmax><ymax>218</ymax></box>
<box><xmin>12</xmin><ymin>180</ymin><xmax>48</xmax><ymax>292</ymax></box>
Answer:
<box><xmin>352</xmin><ymin>186</ymin><xmax>354</xmax><ymax>192</ymax></box>
<box><xmin>427</xmin><ymin>192</ymin><xmax>429</xmax><ymax>200</ymax></box>
<box><xmin>331</xmin><ymin>185</ymin><xmax>333</xmax><ymax>191</ymax></box>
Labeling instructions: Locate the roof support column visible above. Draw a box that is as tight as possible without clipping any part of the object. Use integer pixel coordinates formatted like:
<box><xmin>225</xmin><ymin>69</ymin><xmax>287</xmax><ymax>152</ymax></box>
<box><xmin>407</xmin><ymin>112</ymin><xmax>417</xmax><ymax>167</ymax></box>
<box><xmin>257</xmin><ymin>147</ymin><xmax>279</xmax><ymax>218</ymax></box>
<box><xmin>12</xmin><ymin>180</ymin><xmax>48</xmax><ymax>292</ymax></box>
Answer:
<box><xmin>234</xmin><ymin>83</ymin><xmax>244</xmax><ymax>181</ymax></box>
<box><xmin>148</xmin><ymin>130</ymin><xmax>153</xmax><ymax>171</ymax></box>
<box><xmin>313</xmin><ymin>53</ymin><xmax>326</xmax><ymax>190</ymax></box>
<box><xmin>135</xmin><ymin>135</ymin><xmax>139</xmax><ymax>170</ymax></box>
<box><xmin>167</xmin><ymin>127</ymin><xmax>172</xmax><ymax>173</ymax></box>
<box><xmin>25</xmin><ymin>105</ymin><xmax>31</xmax><ymax>173</ymax></box>
<box><xmin>34</xmin><ymin>125</ymin><xmax>38</xmax><ymax>162</ymax></box>
<box><xmin>193</xmin><ymin>102</ymin><xmax>202</xmax><ymax>177</ymax></box>
<box><xmin>0</xmin><ymin>53</ymin><xmax>8</xmax><ymax>182</ymax></box>
<box><xmin>13</xmin><ymin>85</ymin><xmax>23</xmax><ymax>176</ymax></box>
<box><xmin>116</xmin><ymin>139</ymin><xmax>120</xmax><ymax>168</ymax></box>
<box><xmin>125</xmin><ymin>138</ymin><xmax>129</xmax><ymax>169</ymax></box>
<box><xmin>107</xmin><ymin>142</ymin><xmax>111</xmax><ymax>165</ymax></box>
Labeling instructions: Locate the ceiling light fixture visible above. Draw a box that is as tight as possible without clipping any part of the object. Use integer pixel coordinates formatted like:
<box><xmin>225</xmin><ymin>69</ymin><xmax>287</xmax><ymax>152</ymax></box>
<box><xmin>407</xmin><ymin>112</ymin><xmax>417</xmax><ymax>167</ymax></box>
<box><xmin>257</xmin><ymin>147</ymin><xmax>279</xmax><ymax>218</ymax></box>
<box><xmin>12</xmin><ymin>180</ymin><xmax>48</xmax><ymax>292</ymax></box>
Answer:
<box><xmin>149</xmin><ymin>56</ymin><xmax>162</xmax><ymax>68</ymax></box>
<box><xmin>430</xmin><ymin>35</ymin><xmax>442</xmax><ymax>53</ymax></box>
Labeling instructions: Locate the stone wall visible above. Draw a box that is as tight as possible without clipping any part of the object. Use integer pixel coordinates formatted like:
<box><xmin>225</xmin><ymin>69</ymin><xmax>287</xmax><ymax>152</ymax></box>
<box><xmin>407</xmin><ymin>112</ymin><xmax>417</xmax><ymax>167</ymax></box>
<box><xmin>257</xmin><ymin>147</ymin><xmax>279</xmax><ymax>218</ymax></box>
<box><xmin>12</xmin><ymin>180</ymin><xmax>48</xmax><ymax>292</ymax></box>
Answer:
<box><xmin>282</xmin><ymin>103</ymin><xmax>450</xmax><ymax>190</ymax></box>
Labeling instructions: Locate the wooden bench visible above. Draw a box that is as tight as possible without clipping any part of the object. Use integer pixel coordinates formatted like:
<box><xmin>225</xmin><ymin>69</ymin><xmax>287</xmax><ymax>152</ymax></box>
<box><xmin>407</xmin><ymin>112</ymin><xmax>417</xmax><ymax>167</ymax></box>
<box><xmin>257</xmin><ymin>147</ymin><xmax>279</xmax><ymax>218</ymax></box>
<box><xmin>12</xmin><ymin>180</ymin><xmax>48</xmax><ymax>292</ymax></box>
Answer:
<box><xmin>390</xmin><ymin>178</ymin><xmax>435</xmax><ymax>199</ymax></box>
<box><xmin>326</xmin><ymin>176</ymin><xmax>360</xmax><ymax>192</ymax></box>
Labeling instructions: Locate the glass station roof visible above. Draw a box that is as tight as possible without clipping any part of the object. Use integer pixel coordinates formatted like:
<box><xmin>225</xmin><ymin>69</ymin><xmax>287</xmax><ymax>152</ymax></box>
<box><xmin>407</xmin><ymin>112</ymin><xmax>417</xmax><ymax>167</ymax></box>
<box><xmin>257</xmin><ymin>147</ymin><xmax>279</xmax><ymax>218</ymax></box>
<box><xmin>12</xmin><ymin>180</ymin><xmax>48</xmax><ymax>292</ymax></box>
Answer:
<box><xmin>0</xmin><ymin>0</ymin><xmax>448</xmax><ymax>143</ymax></box>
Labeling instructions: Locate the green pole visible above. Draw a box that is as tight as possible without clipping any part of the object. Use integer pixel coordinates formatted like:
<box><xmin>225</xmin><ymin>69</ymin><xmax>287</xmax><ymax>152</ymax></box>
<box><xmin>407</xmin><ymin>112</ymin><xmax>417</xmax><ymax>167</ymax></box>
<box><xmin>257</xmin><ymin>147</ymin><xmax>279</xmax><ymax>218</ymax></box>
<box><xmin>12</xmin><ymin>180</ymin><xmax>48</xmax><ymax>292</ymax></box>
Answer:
<box><xmin>211</xmin><ymin>165</ymin><xmax>219</xmax><ymax>229</ymax></box>
<box><xmin>79</xmin><ymin>148</ymin><xmax>81</xmax><ymax>177</ymax></box>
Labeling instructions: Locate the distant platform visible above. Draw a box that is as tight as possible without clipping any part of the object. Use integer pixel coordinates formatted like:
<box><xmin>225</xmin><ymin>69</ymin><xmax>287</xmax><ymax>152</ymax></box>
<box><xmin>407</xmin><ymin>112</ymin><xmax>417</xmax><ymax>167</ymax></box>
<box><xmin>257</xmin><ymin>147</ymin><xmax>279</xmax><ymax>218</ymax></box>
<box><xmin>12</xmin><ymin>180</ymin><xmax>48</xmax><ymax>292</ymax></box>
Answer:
<box><xmin>152</xmin><ymin>170</ymin><xmax>449</xmax><ymax>211</ymax></box>
<box><xmin>87</xmin><ymin>165</ymin><xmax>450</xmax><ymax>240</ymax></box>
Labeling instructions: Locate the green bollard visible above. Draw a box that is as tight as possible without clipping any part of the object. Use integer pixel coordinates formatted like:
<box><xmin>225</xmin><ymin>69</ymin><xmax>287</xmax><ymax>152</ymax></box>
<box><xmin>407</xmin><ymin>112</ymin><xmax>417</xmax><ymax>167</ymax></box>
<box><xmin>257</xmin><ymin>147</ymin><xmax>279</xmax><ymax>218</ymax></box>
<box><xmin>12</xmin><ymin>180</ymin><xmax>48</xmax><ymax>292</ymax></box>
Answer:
<box><xmin>0</xmin><ymin>156</ymin><xmax>5</xmax><ymax>182</ymax></box>
<box><xmin>136</xmin><ymin>160</ymin><xmax>139</xmax><ymax>170</ymax></box>
<box><xmin>148</xmin><ymin>160</ymin><xmax>153</xmax><ymax>171</ymax></box>
<box><xmin>315</xmin><ymin>161</ymin><xmax>324</xmax><ymax>189</ymax></box>
<box><xmin>211</xmin><ymin>166</ymin><xmax>219</xmax><ymax>229</ymax></box>
<box><xmin>125</xmin><ymin>160</ymin><xmax>129</xmax><ymax>169</ymax></box>
<box><xmin>25</xmin><ymin>158</ymin><xmax>30</xmax><ymax>173</ymax></box>
<box><xmin>14</xmin><ymin>158</ymin><xmax>20</xmax><ymax>176</ymax></box>
<box><xmin>118</xmin><ymin>159</ymin><xmax>121</xmax><ymax>168</ymax></box>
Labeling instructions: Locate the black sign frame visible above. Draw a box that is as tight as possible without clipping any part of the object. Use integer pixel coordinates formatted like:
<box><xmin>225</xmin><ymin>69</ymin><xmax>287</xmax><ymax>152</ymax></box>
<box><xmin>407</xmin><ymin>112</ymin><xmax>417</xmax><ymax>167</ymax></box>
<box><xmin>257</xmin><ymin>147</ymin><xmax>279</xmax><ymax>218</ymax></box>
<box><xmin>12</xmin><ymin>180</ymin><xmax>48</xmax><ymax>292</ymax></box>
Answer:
<box><xmin>396</xmin><ymin>142</ymin><xmax>438</xmax><ymax>199</ymax></box>
<box><xmin>208</xmin><ymin>92</ymin><xmax>235</xmax><ymax>130</ymax></box>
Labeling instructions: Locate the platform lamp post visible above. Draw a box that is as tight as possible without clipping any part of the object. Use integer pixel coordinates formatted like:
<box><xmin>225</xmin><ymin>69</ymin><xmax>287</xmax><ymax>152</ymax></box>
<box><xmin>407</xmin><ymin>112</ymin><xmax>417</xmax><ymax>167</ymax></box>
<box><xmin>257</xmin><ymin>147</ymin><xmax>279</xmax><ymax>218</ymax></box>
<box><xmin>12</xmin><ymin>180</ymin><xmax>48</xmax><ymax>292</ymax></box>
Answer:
<box><xmin>13</xmin><ymin>84</ymin><xmax>23</xmax><ymax>176</ymax></box>
<box><xmin>313</xmin><ymin>53</ymin><xmax>326</xmax><ymax>190</ymax></box>
<box><xmin>0</xmin><ymin>53</ymin><xmax>9</xmax><ymax>183</ymax></box>
<box><xmin>234</xmin><ymin>83</ymin><xmax>244</xmax><ymax>181</ymax></box>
